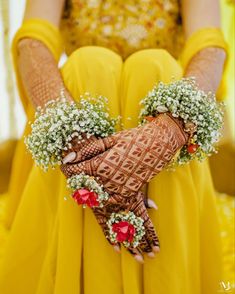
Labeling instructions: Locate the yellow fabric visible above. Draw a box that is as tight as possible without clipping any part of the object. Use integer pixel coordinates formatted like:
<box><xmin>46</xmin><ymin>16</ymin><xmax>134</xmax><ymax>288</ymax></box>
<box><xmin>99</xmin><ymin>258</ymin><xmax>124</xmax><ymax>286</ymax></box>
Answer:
<box><xmin>12</xmin><ymin>18</ymin><xmax>63</xmax><ymax>113</ymax></box>
<box><xmin>0</xmin><ymin>194</ymin><xmax>8</xmax><ymax>261</ymax></box>
<box><xmin>216</xmin><ymin>193</ymin><xmax>235</xmax><ymax>292</ymax></box>
<box><xmin>0</xmin><ymin>47</ymin><xmax>222</xmax><ymax>294</ymax></box>
<box><xmin>60</xmin><ymin>0</ymin><xmax>184</xmax><ymax>59</ymax></box>
<box><xmin>221</xmin><ymin>0</ymin><xmax>235</xmax><ymax>139</ymax></box>
<box><xmin>0</xmin><ymin>140</ymin><xmax>17</xmax><ymax>194</ymax></box>
<box><xmin>3</xmin><ymin>118</ymin><xmax>33</xmax><ymax>229</ymax></box>
<box><xmin>4</xmin><ymin>19</ymin><xmax>63</xmax><ymax>228</ymax></box>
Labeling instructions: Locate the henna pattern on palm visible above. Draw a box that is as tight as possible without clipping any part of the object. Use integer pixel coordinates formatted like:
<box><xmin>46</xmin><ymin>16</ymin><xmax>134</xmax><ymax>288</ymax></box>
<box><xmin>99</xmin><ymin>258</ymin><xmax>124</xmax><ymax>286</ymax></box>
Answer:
<box><xmin>61</xmin><ymin>114</ymin><xmax>188</xmax><ymax>255</ymax></box>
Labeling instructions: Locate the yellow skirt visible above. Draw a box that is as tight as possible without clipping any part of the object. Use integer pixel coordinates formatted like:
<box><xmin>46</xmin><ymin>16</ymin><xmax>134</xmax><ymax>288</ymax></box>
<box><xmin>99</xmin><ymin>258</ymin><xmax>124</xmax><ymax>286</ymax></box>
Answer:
<box><xmin>0</xmin><ymin>47</ymin><xmax>222</xmax><ymax>294</ymax></box>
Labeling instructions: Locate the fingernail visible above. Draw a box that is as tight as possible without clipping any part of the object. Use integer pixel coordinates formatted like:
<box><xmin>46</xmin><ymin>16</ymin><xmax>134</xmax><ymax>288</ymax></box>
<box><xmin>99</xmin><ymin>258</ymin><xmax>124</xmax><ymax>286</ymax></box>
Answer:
<box><xmin>113</xmin><ymin>245</ymin><xmax>120</xmax><ymax>253</ymax></box>
<box><xmin>147</xmin><ymin>199</ymin><xmax>158</xmax><ymax>210</ymax></box>
<box><xmin>134</xmin><ymin>255</ymin><xmax>144</xmax><ymax>264</ymax></box>
<box><xmin>62</xmin><ymin>152</ymin><xmax>76</xmax><ymax>164</ymax></box>
<box><xmin>147</xmin><ymin>252</ymin><xmax>155</xmax><ymax>258</ymax></box>
<box><xmin>153</xmin><ymin>246</ymin><xmax>160</xmax><ymax>253</ymax></box>
<box><xmin>71</xmin><ymin>131</ymin><xmax>79</xmax><ymax>138</ymax></box>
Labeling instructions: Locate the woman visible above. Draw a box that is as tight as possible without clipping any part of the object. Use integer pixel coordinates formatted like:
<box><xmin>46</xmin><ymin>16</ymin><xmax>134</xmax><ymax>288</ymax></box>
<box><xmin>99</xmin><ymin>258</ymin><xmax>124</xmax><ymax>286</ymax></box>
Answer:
<box><xmin>0</xmin><ymin>0</ymin><xmax>227</xmax><ymax>293</ymax></box>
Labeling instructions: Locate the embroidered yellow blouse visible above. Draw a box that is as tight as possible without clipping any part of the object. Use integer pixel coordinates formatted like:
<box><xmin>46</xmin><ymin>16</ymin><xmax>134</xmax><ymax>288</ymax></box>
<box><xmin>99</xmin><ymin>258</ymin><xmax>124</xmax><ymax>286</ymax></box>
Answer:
<box><xmin>60</xmin><ymin>0</ymin><xmax>184</xmax><ymax>59</ymax></box>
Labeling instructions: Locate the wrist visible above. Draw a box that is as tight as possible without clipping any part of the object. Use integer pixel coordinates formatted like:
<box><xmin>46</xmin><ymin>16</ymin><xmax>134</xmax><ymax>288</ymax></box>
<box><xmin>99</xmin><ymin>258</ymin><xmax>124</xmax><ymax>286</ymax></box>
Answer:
<box><xmin>140</xmin><ymin>78</ymin><xmax>224</xmax><ymax>166</ymax></box>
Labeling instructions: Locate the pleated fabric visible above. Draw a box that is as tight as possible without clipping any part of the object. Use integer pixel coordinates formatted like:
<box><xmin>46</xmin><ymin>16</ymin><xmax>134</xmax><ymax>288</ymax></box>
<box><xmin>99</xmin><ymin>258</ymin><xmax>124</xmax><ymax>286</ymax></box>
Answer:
<box><xmin>5</xmin><ymin>18</ymin><xmax>63</xmax><ymax>229</ymax></box>
<box><xmin>5</xmin><ymin>19</ymin><xmax>227</xmax><ymax>230</ymax></box>
<box><xmin>0</xmin><ymin>46</ymin><xmax>222</xmax><ymax>294</ymax></box>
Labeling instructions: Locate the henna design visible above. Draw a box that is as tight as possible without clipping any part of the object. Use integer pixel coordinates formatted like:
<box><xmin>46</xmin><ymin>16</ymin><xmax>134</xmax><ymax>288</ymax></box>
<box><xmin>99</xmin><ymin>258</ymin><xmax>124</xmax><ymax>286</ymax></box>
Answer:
<box><xmin>61</xmin><ymin>114</ymin><xmax>187</xmax><ymax>254</ymax></box>
<box><xmin>185</xmin><ymin>47</ymin><xmax>226</xmax><ymax>93</ymax></box>
<box><xmin>63</xmin><ymin>133</ymin><xmax>119</xmax><ymax>163</ymax></box>
<box><xmin>17</xmin><ymin>38</ymin><xmax>72</xmax><ymax>108</ymax></box>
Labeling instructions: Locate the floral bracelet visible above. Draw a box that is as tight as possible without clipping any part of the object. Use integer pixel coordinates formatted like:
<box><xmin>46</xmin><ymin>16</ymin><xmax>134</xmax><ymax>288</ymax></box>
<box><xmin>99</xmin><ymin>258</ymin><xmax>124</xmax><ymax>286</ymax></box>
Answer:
<box><xmin>67</xmin><ymin>173</ymin><xmax>110</xmax><ymax>208</ymax></box>
<box><xmin>139</xmin><ymin>78</ymin><xmax>224</xmax><ymax>165</ymax></box>
<box><xmin>25</xmin><ymin>93</ymin><xmax>117</xmax><ymax>171</ymax></box>
<box><xmin>67</xmin><ymin>175</ymin><xmax>146</xmax><ymax>248</ymax></box>
<box><xmin>107</xmin><ymin>211</ymin><xmax>145</xmax><ymax>248</ymax></box>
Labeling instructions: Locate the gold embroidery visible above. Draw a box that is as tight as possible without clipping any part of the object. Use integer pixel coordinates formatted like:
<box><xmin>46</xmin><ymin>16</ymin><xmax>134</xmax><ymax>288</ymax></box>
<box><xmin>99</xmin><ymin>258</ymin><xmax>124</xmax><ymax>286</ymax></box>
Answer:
<box><xmin>61</xmin><ymin>0</ymin><xmax>184</xmax><ymax>59</ymax></box>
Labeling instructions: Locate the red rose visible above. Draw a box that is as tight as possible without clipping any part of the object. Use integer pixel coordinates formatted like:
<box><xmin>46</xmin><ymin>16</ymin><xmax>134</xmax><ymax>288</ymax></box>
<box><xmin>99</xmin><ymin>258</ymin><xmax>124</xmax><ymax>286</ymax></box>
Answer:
<box><xmin>72</xmin><ymin>189</ymin><xmax>99</xmax><ymax>207</ymax></box>
<box><xmin>112</xmin><ymin>221</ymin><xmax>136</xmax><ymax>243</ymax></box>
<box><xmin>187</xmin><ymin>144</ymin><xmax>199</xmax><ymax>154</ymax></box>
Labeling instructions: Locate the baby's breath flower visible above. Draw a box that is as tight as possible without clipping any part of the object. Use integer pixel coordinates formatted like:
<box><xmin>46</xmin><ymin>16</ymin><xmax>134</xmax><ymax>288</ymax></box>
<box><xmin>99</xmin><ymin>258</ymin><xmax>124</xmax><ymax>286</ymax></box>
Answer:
<box><xmin>139</xmin><ymin>78</ymin><xmax>224</xmax><ymax>165</ymax></box>
<box><xmin>25</xmin><ymin>94</ymin><xmax>118</xmax><ymax>171</ymax></box>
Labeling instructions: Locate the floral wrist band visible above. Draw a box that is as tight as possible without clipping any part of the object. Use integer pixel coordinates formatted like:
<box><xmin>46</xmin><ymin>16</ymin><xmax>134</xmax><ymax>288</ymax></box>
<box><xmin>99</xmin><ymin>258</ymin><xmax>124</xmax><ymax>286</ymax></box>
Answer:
<box><xmin>67</xmin><ymin>173</ymin><xmax>110</xmax><ymax>208</ymax></box>
<box><xmin>25</xmin><ymin>93</ymin><xmax>117</xmax><ymax>171</ymax></box>
<box><xmin>140</xmin><ymin>78</ymin><xmax>224</xmax><ymax>165</ymax></box>
<box><xmin>107</xmin><ymin>212</ymin><xmax>145</xmax><ymax>248</ymax></box>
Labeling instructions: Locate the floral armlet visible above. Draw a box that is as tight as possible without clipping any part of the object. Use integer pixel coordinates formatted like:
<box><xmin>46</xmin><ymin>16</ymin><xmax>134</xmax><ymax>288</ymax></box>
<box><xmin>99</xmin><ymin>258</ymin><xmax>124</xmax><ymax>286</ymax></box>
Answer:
<box><xmin>139</xmin><ymin>78</ymin><xmax>224</xmax><ymax>166</ymax></box>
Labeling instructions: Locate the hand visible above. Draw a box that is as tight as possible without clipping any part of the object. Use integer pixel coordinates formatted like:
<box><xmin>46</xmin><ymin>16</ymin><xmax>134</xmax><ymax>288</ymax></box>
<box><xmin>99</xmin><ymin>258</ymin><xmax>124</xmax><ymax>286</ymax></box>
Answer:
<box><xmin>62</xmin><ymin>132</ymin><xmax>159</xmax><ymax>261</ymax></box>
<box><xmin>61</xmin><ymin>113</ymin><xmax>188</xmax><ymax>261</ymax></box>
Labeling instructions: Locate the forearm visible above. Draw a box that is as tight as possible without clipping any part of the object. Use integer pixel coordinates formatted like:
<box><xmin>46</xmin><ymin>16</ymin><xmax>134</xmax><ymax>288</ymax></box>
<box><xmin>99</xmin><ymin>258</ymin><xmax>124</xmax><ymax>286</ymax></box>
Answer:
<box><xmin>184</xmin><ymin>47</ymin><xmax>226</xmax><ymax>93</ymax></box>
<box><xmin>17</xmin><ymin>38</ymin><xmax>72</xmax><ymax>108</ymax></box>
<box><xmin>182</xmin><ymin>0</ymin><xmax>226</xmax><ymax>93</ymax></box>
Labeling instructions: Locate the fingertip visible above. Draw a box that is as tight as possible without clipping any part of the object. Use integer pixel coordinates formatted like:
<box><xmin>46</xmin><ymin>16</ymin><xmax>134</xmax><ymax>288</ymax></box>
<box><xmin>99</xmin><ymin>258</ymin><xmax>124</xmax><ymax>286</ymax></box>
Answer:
<box><xmin>134</xmin><ymin>255</ymin><xmax>144</xmax><ymax>264</ymax></box>
<box><xmin>62</xmin><ymin>151</ymin><xmax>76</xmax><ymax>164</ymax></box>
<box><xmin>147</xmin><ymin>252</ymin><xmax>155</xmax><ymax>258</ymax></box>
<box><xmin>153</xmin><ymin>246</ymin><xmax>160</xmax><ymax>253</ymax></box>
<box><xmin>147</xmin><ymin>199</ymin><xmax>158</xmax><ymax>210</ymax></box>
<box><xmin>71</xmin><ymin>131</ymin><xmax>79</xmax><ymax>138</ymax></box>
<box><xmin>113</xmin><ymin>245</ymin><xmax>121</xmax><ymax>253</ymax></box>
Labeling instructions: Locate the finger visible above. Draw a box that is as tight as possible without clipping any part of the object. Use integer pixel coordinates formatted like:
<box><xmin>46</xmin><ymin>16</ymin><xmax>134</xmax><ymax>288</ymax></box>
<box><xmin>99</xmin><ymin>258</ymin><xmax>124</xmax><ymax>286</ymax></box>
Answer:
<box><xmin>70</xmin><ymin>128</ymin><xmax>130</xmax><ymax>164</ymax></box>
<box><xmin>113</xmin><ymin>244</ymin><xmax>121</xmax><ymax>253</ymax></box>
<box><xmin>134</xmin><ymin>255</ymin><xmax>144</xmax><ymax>264</ymax></box>
<box><xmin>153</xmin><ymin>246</ymin><xmax>160</xmax><ymax>253</ymax></box>
<box><xmin>130</xmin><ymin>193</ymin><xmax>160</xmax><ymax>252</ymax></box>
<box><xmin>92</xmin><ymin>207</ymin><xmax>117</xmax><ymax>250</ymax></box>
<box><xmin>62</xmin><ymin>133</ymin><xmax>97</xmax><ymax>160</ymax></box>
<box><xmin>139</xmin><ymin>191</ymin><xmax>157</xmax><ymax>210</ymax></box>
<box><xmin>62</xmin><ymin>151</ymin><xmax>76</xmax><ymax>164</ymax></box>
<box><xmin>61</xmin><ymin>149</ymin><xmax>104</xmax><ymax>178</ymax></box>
<box><xmin>139</xmin><ymin>235</ymin><xmax>154</xmax><ymax>255</ymax></box>
<box><xmin>137</xmin><ymin>233</ymin><xmax>156</xmax><ymax>258</ymax></box>
<box><xmin>144</xmin><ymin>218</ymin><xmax>160</xmax><ymax>251</ymax></box>
<box><xmin>147</xmin><ymin>251</ymin><xmax>156</xmax><ymax>258</ymax></box>
<box><xmin>70</xmin><ymin>132</ymin><xmax>97</xmax><ymax>150</ymax></box>
<box><xmin>106</xmin><ymin>194</ymin><xmax>124</xmax><ymax>205</ymax></box>
<box><xmin>72</xmin><ymin>135</ymin><xmax>117</xmax><ymax>163</ymax></box>
<box><xmin>128</xmin><ymin>247</ymin><xmax>144</xmax><ymax>264</ymax></box>
<box><xmin>147</xmin><ymin>198</ymin><xmax>158</xmax><ymax>210</ymax></box>
<box><xmin>60</xmin><ymin>159</ymin><xmax>92</xmax><ymax>178</ymax></box>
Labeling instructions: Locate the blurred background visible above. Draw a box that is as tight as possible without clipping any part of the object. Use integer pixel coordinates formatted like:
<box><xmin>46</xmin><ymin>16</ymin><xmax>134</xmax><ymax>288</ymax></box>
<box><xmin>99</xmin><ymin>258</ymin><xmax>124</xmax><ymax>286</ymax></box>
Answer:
<box><xmin>0</xmin><ymin>0</ymin><xmax>26</xmax><ymax>141</ymax></box>
<box><xmin>0</xmin><ymin>0</ymin><xmax>234</xmax><ymax>292</ymax></box>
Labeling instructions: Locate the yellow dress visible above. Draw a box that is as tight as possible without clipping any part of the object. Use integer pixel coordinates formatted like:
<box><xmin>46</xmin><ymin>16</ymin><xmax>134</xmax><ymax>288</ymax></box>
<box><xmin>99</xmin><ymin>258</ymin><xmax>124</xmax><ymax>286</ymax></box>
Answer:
<box><xmin>0</xmin><ymin>1</ymin><xmax>225</xmax><ymax>293</ymax></box>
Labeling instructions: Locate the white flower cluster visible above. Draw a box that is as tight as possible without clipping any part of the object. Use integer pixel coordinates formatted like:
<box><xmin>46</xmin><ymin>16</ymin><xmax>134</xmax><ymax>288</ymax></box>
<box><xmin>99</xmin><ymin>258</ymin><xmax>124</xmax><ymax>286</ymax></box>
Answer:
<box><xmin>67</xmin><ymin>172</ymin><xmax>110</xmax><ymax>207</ymax></box>
<box><xmin>140</xmin><ymin>78</ymin><xmax>224</xmax><ymax>165</ymax></box>
<box><xmin>25</xmin><ymin>93</ymin><xmax>117</xmax><ymax>171</ymax></box>
<box><xmin>107</xmin><ymin>211</ymin><xmax>145</xmax><ymax>248</ymax></box>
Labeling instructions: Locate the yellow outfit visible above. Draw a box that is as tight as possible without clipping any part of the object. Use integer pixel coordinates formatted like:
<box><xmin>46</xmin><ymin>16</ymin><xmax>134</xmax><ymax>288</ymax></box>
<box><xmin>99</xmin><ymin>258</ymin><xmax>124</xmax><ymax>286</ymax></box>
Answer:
<box><xmin>0</xmin><ymin>1</ymin><xmax>228</xmax><ymax>293</ymax></box>
<box><xmin>61</xmin><ymin>0</ymin><xmax>184</xmax><ymax>59</ymax></box>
